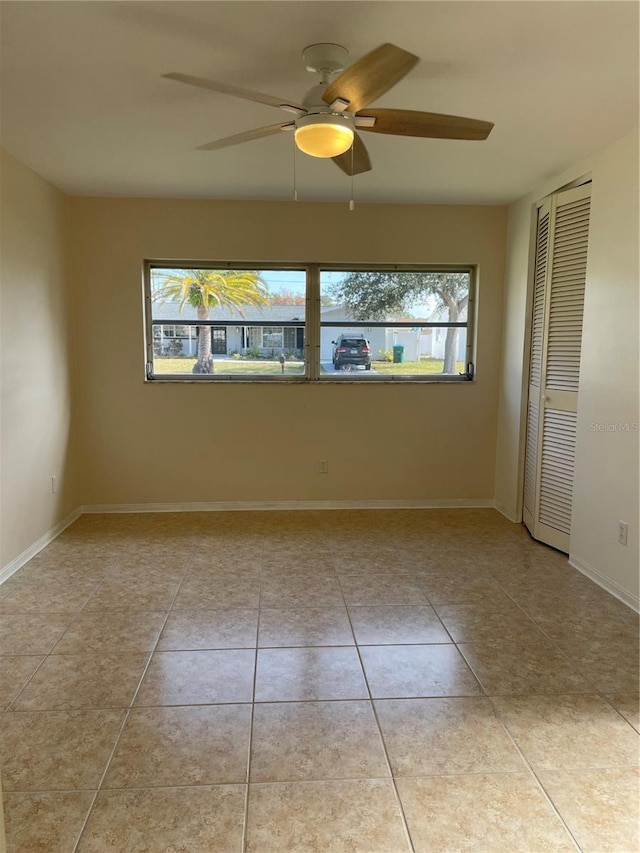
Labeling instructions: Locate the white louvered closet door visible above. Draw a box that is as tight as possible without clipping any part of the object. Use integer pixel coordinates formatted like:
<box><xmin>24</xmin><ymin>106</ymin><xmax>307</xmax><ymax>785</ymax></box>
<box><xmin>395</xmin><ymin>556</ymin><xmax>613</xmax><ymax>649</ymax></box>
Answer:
<box><xmin>523</xmin><ymin>183</ymin><xmax>591</xmax><ymax>552</ymax></box>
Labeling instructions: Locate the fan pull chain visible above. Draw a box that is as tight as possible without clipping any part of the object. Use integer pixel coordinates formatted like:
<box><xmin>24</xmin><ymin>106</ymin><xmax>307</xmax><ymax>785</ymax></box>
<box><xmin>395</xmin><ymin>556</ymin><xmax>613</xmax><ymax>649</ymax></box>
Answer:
<box><xmin>349</xmin><ymin>143</ymin><xmax>355</xmax><ymax>211</ymax></box>
<box><xmin>292</xmin><ymin>133</ymin><xmax>298</xmax><ymax>202</ymax></box>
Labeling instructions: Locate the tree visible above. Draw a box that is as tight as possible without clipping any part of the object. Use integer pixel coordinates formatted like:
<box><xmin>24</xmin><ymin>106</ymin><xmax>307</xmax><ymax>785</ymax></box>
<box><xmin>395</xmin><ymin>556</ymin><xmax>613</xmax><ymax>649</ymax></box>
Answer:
<box><xmin>269</xmin><ymin>288</ymin><xmax>335</xmax><ymax>307</ymax></box>
<box><xmin>153</xmin><ymin>269</ymin><xmax>268</xmax><ymax>373</ymax></box>
<box><xmin>270</xmin><ymin>288</ymin><xmax>305</xmax><ymax>306</ymax></box>
<box><xmin>328</xmin><ymin>271</ymin><xmax>469</xmax><ymax>374</ymax></box>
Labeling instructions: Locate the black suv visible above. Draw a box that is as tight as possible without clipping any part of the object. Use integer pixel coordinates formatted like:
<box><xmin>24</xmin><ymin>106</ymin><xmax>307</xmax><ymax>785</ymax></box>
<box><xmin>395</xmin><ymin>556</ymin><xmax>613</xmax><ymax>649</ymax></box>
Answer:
<box><xmin>332</xmin><ymin>335</ymin><xmax>372</xmax><ymax>370</ymax></box>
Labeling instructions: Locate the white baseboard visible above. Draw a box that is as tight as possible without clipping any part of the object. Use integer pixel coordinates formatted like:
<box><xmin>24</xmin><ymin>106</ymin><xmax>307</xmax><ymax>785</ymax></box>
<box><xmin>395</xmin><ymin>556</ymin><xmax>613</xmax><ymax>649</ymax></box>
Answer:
<box><xmin>0</xmin><ymin>508</ymin><xmax>82</xmax><ymax>585</ymax></box>
<box><xmin>569</xmin><ymin>554</ymin><xmax>639</xmax><ymax>614</ymax></box>
<box><xmin>80</xmin><ymin>498</ymin><xmax>496</xmax><ymax>514</ymax></box>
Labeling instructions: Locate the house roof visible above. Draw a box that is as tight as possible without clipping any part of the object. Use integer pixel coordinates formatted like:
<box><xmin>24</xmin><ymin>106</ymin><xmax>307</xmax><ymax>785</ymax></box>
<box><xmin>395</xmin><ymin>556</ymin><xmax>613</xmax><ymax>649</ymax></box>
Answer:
<box><xmin>152</xmin><ymin>302</ymin><xmax>307</xmax><ymax>323</ymax></box>
<box><xmin>152</xmin><ymin>301</ymin><xmax>449</xmax><ymax>324</ymax></box>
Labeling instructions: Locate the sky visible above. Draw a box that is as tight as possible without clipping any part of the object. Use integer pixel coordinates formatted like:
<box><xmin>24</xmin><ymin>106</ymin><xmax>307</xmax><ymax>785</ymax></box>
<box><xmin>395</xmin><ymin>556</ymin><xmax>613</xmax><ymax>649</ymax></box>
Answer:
<box><xmin>151</xmin><ymin>268</ymin><xmax>469</xmax><ymax>319</ymax></box>
<box><xmin>152</xmin><ymin>268</ymin><xmax>337</xmax><ymax>298</ymax></box>
<box><xmin>261</xmin><ymin>269</ymin><xmax>344</xmax><ymax>297</ymax></box>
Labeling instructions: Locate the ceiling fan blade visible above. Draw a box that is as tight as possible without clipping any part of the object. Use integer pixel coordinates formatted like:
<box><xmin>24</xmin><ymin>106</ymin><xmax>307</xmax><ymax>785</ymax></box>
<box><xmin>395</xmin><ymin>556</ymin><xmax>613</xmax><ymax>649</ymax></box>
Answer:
<box><xmin>356</xmin><ymin>108</ymin><xmax>494</xmax><ymax>140</ymax></box>
<box><xmin>163</xmin><ymin>73</ymin><xmax>306</xmax><ymax>115</ymax></box>
<box><xmin>332</xmin><ymin>132</ymin><xmax>372</xmax><ymax>176</ymax></box>
<box><xmin>197</xmin><ymin>123</ymin><xmax>294</xmax><ymax>151</ymax></box>
<box><xmin>322</xmin><ymin>43</ymin><xmax>419</xmax><ymax>113</ymax></box>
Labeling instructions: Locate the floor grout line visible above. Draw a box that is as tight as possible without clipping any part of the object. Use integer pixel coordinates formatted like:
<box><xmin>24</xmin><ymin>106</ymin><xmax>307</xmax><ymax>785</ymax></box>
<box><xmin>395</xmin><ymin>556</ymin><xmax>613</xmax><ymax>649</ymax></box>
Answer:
<box><xmin>241</xmin><ymin>534</ymin><xmax>265</xmax><ymax>853</ymax></box>
<box><xmin>490</xmin><ymin>580</ymin><xmax>633</xmax><ymax>699</ymax></box>
<box><xmin>484</xmin><ymin>692</ymin><xmax>585</xmax><ymax>852</ymax></box>
<box><xmin>70</xmin><ymin>559</ymin><xmax>191</xmax><ymax>853</ymax></box>
<box><xmin>5</xmin><ymin>755</ymin><xmax>639</xmax><ymax>798</ymax></box>
<box><xmin>337</xmin><ymin>571</ymin><xmax>417</xmax><ymax>853</ymax></box>
<box><xmin>2</xmin><ymin>576</ymin><xmax>124</xmax><ymax>714</ymax></box>
<box><xmin>3</xmin><ymin>689</ymin><xmax>635</xmax><ymax>714</ymax></box>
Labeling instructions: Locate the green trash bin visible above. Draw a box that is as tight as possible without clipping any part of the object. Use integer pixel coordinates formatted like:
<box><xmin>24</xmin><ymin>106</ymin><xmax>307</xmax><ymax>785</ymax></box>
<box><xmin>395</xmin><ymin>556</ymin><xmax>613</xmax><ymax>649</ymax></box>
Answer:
<box><xmin>392</xmin><ymin>344</ymin><xmax>405</xmax><ymax>363</ymax></box>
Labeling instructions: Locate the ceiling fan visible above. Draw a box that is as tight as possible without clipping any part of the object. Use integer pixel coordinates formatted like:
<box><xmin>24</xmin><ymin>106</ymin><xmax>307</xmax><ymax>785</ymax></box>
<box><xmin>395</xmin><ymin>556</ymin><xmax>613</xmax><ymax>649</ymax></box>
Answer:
<box><xmin>163</xmin><ymin>43</ymin><xmax>494</xmax><ymax>176</ymax></box>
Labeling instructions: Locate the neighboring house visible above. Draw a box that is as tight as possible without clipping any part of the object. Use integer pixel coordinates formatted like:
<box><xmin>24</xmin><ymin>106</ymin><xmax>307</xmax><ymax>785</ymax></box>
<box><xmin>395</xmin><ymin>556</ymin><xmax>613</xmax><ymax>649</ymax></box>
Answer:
<box><xmin>152</xmin><ymin>301</ymin><xmax>463</xmax><ymax>362</ymax></box>
<box><xmin>424</xmin><ymin>326</ymin><xmax>467</xmax><ymax>362</ymax></box>
<box><xmin>319</xmin><ymin>305</ymin><xmax>387</xmax><ymax>362</ymax></box>
<box><xmin>321</xmin><ymin>312</ymin><xmax>420</xmax><ymax>362</ymax></box>
<box><xmin>151</xmin><ymin>303</ymin><xmax>306</xmax><ymax>358</ymax></box>
<box><xmin>322</xmin><ymin>304</ymin><xmax>467</xmax><ymax>363</ymax></box>
<box><xmin>152</xmin><ymin>301</ymin><xmax>382</xmax><ymax>360</ymax></box>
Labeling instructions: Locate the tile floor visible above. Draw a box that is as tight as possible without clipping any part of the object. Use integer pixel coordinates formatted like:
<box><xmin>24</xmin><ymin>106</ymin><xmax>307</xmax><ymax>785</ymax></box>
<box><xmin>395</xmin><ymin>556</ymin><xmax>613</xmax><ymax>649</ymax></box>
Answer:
<box><xmin>1</xmin><ymin>508</ymin><xmax>638</xmax><ymax>852</ymax></box>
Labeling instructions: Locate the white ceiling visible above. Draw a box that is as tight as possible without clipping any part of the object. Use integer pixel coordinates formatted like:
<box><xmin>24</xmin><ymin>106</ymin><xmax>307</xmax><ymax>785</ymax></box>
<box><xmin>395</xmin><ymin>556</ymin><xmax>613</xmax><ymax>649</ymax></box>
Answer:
<box><xmin>1</xmin><ymin>1</ymin><xmax>638</xmax><ymax>204</ymax></box>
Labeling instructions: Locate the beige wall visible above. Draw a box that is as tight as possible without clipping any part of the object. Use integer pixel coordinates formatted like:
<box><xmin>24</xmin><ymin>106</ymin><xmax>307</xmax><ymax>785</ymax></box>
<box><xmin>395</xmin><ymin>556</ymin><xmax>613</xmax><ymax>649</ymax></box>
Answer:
<box><xmin>495</xmin><ymin>128</ymin><xmax>639</xmax><ymax>605</ymax></box>
<box><xmin>571</xmin><ymin>130</ymin><xmax>639</xmax><ymax>602</ymax></box>
<box><xmin>0</xmin><ymin>150</ymin><xmax>78</xmax><ymax>568</ymax></box>
<box><xmin>68</xmin><ymin>198</ymin><xmax>507</xmax><ymax>506</ymax></box>
<box><xmin>493</xmin><ymin>194</ymin><xmax>536</xmax><ymax>521</ymax></box>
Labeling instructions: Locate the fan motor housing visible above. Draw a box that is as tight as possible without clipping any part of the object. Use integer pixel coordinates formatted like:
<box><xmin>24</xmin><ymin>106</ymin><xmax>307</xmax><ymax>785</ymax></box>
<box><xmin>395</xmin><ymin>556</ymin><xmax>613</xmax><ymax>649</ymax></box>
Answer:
<box><xmin>301</xmin><ymin>83</ymin><xmax>333</xmax><ymax>110</ymax></box>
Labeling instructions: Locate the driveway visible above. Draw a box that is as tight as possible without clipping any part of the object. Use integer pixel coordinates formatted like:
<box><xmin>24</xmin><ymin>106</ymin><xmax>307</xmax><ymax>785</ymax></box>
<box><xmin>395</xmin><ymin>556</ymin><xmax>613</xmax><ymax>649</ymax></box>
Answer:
<box><xmin>321</xmin><ymin>361</ymin><xmax>378</xmax><ymax>375</ymax></box>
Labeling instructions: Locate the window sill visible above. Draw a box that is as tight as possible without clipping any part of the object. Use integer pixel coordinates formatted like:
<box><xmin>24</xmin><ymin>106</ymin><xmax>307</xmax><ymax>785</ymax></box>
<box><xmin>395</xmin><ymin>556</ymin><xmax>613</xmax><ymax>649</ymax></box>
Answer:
<box><xmin>144</xmin><ymin>376</ymin><xmax>475</xmax><ymax>385</ymax></box>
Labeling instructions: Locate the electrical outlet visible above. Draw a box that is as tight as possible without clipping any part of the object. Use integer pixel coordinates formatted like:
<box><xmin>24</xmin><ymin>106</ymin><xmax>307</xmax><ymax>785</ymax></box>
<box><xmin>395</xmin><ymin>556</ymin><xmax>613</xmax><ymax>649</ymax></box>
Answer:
<box><xmin>618</xmin><ymin>521</ymin><xmax>628</xmax><ymax>546</ymax></box>
<box><xmin>319</xmin><ymin>459</ymin><xmax>329</xmax><ymax>474</ymax></box>
<box><xmin>51</xmin><ymin>475</ymin><xmax>57</xmax><ymax>494</ymax></box>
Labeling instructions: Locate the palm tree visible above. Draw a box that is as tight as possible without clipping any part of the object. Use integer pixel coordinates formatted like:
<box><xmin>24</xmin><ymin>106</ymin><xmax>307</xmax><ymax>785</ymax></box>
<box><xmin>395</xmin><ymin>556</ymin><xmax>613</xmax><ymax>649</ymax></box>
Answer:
<box><xmin>152</xmin><ymin>269</ymin><xmax>268</xmax><ymax>373</ymax></box>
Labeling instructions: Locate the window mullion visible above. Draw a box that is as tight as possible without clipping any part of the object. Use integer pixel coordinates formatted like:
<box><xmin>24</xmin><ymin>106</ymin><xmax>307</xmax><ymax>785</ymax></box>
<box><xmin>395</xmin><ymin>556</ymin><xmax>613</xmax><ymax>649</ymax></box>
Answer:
<box><xmin>306</xmin><ymin>265</ymin><xmax>320</xmax><ymax>380</ymax></box>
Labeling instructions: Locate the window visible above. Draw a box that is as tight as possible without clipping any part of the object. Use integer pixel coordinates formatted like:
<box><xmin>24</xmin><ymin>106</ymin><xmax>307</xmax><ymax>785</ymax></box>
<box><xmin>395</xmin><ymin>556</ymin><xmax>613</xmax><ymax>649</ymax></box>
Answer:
<box><xmin>146</xmin><ymin>264</ymin><xmax>306</xmax><ymax>378</ymax></box>
<box><xmin>152</xmin><ymin>325</ymin><xmax>197</xmax><ymax>357</ymax></box>
<box><xmin>246</xmin><ymin>327</ymin><xmax>262</xmax><ymax>350</ymax></box>
<box><xmin>320</xmin><ymin>268</ymin><xmax>472</xmax><ymax>381</ymax></box>
<box><xmin>144</xmin><ymin>262</ymin><xmax>474</xmax><ymax>382</ymax></box>
<box><xmin>262</xmin><ymin>328</ymin><xmax>284</xmax><ymax>349</ymax></box>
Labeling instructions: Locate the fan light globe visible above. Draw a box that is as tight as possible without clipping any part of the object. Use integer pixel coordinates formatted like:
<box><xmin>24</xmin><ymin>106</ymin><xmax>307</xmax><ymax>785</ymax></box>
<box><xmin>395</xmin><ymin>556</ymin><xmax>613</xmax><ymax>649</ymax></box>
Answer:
<box><xmin>295</xmin><ymin>114</ymin><xmax>354</xmax><ymax>158</ymax></box>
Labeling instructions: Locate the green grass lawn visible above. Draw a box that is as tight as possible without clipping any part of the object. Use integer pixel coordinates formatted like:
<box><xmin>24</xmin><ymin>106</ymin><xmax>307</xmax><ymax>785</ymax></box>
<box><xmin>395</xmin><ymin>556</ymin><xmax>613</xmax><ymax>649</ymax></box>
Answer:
<box><xmin>153</xmin><ymin>356</ymin><xmax>464</xmax><ymax>377</ymax></box>
<box><xmin>372</xmin><ymin>357</ymin><xmax>465</xmax><ymax>376</ymax></box>
<box><xmin>153</xmin><ymin>358</ymin><xmax>305</xmax><ymax>376</ymax></box>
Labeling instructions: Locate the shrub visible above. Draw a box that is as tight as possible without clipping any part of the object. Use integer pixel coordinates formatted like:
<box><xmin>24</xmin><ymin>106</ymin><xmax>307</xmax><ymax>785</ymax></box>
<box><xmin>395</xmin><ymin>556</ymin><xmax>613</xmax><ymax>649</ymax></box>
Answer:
<box><xmin>166</xmin><ymin>338</ymin><xmax>183</xmax><ymax>356</ymax></box>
